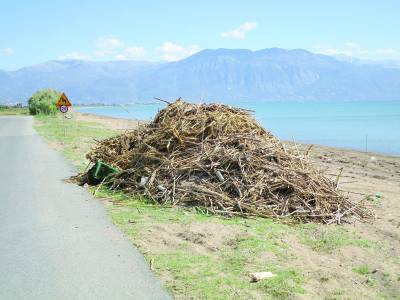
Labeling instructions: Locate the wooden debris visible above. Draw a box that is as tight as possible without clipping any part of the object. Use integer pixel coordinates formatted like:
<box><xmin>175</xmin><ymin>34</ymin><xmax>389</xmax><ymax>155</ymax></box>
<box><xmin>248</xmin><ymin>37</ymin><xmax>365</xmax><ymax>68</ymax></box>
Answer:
<box><xmin>74</xmin><ymin>99</ymin><xmax>374</xmax><ymax>223</ymax></box>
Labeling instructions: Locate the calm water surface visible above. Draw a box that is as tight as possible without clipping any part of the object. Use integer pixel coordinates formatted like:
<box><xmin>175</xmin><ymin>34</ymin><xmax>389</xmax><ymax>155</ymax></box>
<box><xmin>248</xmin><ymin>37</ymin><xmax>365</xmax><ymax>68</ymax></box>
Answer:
<box><xmin>78</xmin><ymin>101</ymin><xmax>400</xmax><ymax>155</ymax></box>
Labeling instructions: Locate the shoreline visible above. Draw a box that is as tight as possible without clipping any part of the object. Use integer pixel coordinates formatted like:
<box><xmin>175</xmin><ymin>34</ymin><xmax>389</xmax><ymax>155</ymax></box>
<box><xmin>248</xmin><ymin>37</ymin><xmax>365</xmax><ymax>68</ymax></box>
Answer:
<box><xmin>74</xmin><ymin>110</ymin><xmax>400</xmax><ymax>159</ymax></box>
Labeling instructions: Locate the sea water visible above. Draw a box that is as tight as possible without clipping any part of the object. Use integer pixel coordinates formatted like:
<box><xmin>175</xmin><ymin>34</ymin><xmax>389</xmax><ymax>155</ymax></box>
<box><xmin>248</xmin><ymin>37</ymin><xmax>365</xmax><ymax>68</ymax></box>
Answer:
<box><xmin>77</xmin><ymin>101</ymin><xmax>400</xmax><ymax>155</ymax></box>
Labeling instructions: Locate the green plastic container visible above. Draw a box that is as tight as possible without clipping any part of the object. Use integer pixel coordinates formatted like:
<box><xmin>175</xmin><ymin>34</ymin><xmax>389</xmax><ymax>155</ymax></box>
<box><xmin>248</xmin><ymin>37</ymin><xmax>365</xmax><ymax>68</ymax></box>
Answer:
<box><xmin>88</xmin><ymin>160</ymin><xmax>119</xmax><ymax>183</ymax></box>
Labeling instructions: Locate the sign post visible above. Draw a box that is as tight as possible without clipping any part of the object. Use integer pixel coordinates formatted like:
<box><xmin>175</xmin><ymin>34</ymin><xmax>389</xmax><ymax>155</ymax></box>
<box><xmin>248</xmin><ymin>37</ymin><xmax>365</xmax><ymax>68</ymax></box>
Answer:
<box><xmin>57</xmin><ymin>93</ymin><xmax>72</xmax><ymax>113</ymax></box>
<box><xmin>56</xmin><ymin>93</ymin><xmax>72</xmax><ymax>138</ymax></box>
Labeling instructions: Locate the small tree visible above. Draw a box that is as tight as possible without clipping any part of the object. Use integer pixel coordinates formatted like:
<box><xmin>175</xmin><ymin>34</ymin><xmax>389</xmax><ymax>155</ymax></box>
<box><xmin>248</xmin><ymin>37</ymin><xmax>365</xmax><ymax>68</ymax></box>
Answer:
<box><xmin>28</xmin><ymin>89</ymin><xmax>61</xmax><ymax>115</ymax></box>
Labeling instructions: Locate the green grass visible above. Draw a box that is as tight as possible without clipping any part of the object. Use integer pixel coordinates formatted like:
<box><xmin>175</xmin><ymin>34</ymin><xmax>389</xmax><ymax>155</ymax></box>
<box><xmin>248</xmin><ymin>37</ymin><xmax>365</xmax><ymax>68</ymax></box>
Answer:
<box><xmin>0</xmin><ymin>106</ymin><xmax>29</xmax><ymax>115</ymax></box>
<box><xmin>34</xmin><ymin>114</ymin><xmax>383</xmax><ymax>300</ymax></box>
<box><xmin>34</xmin><ymin>114</ymin><xmax>117</xmax><ymax>169</ymax></box>
<box><xmin>353</xmin><ymin>265</ymin><xmax>371</xmax><ymax>275</ymax></box>
<box><xmin>150</xmin><ymin>251</ymin><xmax>304</xmax><ymax>300</ymax></box>
<box><xmin>95</xmin><ymin>187</ymin><xmax>305</xmax><ymax>299</ymax></box>
<box><xmin>299</xmin><ymin>223</ymin><xmax>373</xmax><ymax>252</ymax></box>
<box><xmin>324</xmin><ymin>288</ymin><xmax>346</xmax><ymax>300</ymax></box>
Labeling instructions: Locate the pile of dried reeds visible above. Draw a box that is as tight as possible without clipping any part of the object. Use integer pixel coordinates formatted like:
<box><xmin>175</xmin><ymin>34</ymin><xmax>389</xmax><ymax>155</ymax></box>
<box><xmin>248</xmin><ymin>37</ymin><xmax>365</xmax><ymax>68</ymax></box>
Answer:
<box><xmin>78</xmin><ymin>99</ymin><xmax>374</xmax><ymax>223</ymax></box>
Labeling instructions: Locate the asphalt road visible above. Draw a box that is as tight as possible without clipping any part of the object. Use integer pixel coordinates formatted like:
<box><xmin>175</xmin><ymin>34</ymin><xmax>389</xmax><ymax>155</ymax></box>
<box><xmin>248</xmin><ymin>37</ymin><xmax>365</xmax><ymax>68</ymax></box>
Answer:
<box><xmin>0</xmin><ymin>116</ymin><xmax>171</xmax><ymax>300</ymax></box>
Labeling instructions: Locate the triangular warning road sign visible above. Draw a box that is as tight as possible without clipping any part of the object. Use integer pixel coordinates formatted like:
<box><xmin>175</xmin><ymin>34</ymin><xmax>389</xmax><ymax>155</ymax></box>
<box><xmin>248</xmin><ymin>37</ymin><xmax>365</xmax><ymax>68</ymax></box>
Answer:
<box><xmin>57</xmin><ymin>93</ymin><xmax>72</xmax><ymax>107</ymax></box>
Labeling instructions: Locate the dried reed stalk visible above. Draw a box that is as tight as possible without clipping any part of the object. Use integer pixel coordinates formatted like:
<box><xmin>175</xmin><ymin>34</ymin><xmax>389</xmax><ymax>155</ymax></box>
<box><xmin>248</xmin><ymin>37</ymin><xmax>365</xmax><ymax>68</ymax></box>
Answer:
<box><xmin>76</xmin><ymin>99</ymin><xmax>374</xmax><ymax>223</ymax></box>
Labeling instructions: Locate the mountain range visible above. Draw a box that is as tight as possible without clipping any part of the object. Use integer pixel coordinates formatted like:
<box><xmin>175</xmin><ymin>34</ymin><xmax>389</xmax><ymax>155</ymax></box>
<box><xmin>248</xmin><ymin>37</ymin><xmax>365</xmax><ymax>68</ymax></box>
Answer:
<box><xmin>1</xmin><ymin>48</ymin><xmax>400</xmax><ymax>104</ymax></box>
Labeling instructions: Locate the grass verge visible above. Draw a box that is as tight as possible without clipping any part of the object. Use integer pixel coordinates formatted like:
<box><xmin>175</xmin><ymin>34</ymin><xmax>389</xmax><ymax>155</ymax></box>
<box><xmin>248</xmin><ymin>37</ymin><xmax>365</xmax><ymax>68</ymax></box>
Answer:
<box><xmin>0</xmin><ymin>107</ymin><xmax>29</xmax><ymax>115</ymax></box>
<box><xmin>34</xmin><ymin>114</ymin><xmax>117</xmax><ymax>170</ymax></box>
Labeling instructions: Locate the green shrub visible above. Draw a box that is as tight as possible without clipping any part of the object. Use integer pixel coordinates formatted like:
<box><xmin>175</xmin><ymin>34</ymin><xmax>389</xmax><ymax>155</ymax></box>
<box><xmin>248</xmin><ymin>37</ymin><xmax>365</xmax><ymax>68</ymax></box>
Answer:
<box><xmin>28</xmin><ymin>89</ymin><xmax>61</xmax><ymax>115</ymax></box>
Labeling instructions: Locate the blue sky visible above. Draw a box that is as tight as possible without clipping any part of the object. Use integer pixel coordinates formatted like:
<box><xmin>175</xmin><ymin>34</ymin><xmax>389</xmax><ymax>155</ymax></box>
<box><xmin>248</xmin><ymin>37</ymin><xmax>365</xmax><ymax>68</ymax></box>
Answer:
<box><xmin>1</xmin><ymin>0</ymin><xmax>399</xmax><ymax>70</ymax></box>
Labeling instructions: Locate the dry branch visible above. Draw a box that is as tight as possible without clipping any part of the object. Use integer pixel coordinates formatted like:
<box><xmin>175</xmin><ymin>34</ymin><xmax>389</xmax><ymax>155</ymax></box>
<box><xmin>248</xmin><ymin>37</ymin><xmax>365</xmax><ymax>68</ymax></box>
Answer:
<box><xmin>75</xmin><ymin>99</ymin><xmax>374</xmax><ymax>223</ymax></box>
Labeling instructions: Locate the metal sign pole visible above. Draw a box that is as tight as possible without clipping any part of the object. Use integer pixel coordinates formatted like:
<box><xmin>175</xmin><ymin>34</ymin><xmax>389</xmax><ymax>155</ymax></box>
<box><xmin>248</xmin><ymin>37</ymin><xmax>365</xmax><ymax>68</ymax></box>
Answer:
<box><xmin>56</xmin><ymin>92</ymin><xmax>72</xmax><ymax>142</ymax></box>
<box><xmin>63</xmin><ymin>113</ymin><xmax>66</xmax><ymax>138</ymax></box>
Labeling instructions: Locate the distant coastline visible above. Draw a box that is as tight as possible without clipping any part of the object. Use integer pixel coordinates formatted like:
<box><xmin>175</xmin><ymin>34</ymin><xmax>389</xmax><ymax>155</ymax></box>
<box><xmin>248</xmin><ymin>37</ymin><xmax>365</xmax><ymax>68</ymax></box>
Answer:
<box><xmin>76</xmin><ymin>100</ymin><xmax>400</xmax><ymax>156</ymax></box>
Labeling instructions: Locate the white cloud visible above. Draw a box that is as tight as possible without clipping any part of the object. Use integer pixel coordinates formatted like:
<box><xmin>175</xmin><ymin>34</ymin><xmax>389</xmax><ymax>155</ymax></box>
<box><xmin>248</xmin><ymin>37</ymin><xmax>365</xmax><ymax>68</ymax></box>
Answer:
<box><xmin>376</xmin><ymin>48</ymin><xmax>399</xmax><ymax>55</ymax></box>
<box><xmin>94</xmin><ymin>36</ymin><xmax>124</xmax><ymax>57</ymax></box>
<box><xmin>58</xmin><ymin>51</ymin><xmax>91</xmax><ymax>60</ymax></box>
<box><xmin>314</xmin><ymin>42</ymin><xmax>400</xmax><ymax>59</ymax></box>
<box><xmin>114</xmin><ymin>54</ymin><xmax>126</xmax><ymax>60</ymax></box>
<box><xmin>57</xmin><ymin>37</ymin><xmax>201</xmax><ymax>62</ymax></box>
<box><xmin>115</xmin><ymin>46</ymin><xmax>146</xmax><ymax>60</ymax></box>
<box><xmin>344</xmin><ymin>42</ymin><xmax>360</xmax><ymax>50</ymax></box>
<box><xmin>344</xmin><ymin>42</ymin><xmax>369</xmax><ymax>54</ymax></box>
<box><xmin>58</xmin><ymin>38</ymin><xmax>146</xmax><ymax>61</ymax></box>
<box><xmin>314</xmin><ymin>45</ymin><xmax>352</xmax><ymax>56</ymax></box>
<box><xmin>314</xmin><ymin>42</ymin><xmax>368</xmax><ymax>57</ymax></box>
<box><xmin>125</xmin><ymin>46</ymin><xmax>146</xmax><ymax>58</ymax></box>
<box><xmin>156</xmin><ymin>42</ymin><xmax>200</xmax><ymax>61</ymax></box>
<box><xmin>96</xmin><ymin>36</ymin><xmax>124</xmax><ymax>50</ymax></box>
<box><xmin>2</xmin><ymin>47</ymin><xmax>14</xmax><ymax>56</ymax></box>
<box><xmin>220</xmin><ymin>22</ymin><xmax>257</xmax><ymax>39</ymax></box>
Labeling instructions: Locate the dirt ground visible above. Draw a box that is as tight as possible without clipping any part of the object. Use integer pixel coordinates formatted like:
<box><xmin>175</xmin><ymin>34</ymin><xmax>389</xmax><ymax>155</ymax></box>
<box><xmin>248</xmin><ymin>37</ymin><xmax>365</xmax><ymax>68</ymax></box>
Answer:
<box><xmin>142</xmin><ymin>145</ymin><xmax>400</xmax><ymax>299</ymax></box>
<box><xmin>295</xmin><ymin>144</ymin><xmax>400</xmax><ymax>299</ymax></box>
<box><xmin>75</xmin><ymin>111</ymin><xmax>142</xmax><ymax>130</ymax></box>
<box><xmin>75</xmin><ymin>111</ymin><xmax>400</xmax><ymax>299</ymax></box>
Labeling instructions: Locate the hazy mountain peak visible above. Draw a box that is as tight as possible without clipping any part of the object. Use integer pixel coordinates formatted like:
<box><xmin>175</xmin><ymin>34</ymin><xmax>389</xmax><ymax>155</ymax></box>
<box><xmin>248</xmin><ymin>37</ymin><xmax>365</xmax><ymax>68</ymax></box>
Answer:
<box><xmin>1</xmin><ymin>47</ymin><xmax>399</xmax><ymax>104</ymax></box>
